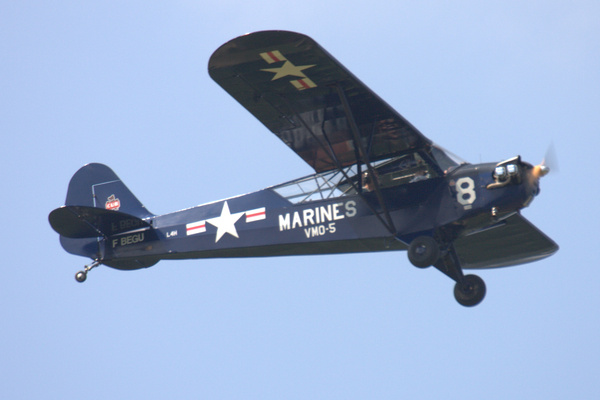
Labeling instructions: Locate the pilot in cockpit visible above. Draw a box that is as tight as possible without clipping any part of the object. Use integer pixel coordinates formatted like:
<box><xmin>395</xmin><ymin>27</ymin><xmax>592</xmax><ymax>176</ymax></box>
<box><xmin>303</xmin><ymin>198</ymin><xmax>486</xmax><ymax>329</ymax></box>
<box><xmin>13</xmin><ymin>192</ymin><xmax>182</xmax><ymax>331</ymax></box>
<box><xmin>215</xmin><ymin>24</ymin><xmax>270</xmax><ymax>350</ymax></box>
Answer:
<box><xmin>362</xmin><ymin>171</ymin><xmax>375</xmax><ymax>192</ymax></box>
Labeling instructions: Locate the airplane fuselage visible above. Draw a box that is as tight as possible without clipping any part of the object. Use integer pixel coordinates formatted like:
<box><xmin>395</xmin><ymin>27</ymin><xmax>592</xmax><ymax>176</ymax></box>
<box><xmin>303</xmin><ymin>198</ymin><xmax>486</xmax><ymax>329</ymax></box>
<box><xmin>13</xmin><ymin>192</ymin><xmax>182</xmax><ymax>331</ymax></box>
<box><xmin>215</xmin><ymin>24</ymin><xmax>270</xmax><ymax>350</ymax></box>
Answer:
<box><xmin>96</xmin><ymin>160</ymin><xmax>536</xmax><ymax>271</ymax></box>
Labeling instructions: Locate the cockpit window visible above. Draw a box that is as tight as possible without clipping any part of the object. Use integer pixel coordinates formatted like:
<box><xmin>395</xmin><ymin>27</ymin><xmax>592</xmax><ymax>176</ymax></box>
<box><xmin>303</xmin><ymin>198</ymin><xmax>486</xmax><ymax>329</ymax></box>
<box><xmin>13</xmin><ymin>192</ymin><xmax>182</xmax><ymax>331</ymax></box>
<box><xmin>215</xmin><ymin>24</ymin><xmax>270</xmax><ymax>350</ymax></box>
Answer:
<box><xmin>362</xmin><ymin>152</ymin><xmax>437</xmax><ymax>191</ymax></box>
<box><xmin>431</xmin><ymin>144</ymin><xmax>467</xmax><ymax>173</ymax></box>
<box><xmin>271</xmin><ymin>146</ymin><xmax>462</xmax><ymax>203</ymax></box>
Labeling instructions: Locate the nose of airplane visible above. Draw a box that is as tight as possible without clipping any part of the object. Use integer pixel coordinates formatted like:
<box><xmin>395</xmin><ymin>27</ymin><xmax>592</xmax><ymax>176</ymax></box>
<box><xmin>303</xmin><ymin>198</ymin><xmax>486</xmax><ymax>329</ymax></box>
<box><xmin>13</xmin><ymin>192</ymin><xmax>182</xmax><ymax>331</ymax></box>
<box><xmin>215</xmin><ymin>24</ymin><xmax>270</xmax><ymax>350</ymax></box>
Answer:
<box><xmin>531</xmin><ymin>164</ymin><xmax>550</xmax><ymax>179</ymax></box>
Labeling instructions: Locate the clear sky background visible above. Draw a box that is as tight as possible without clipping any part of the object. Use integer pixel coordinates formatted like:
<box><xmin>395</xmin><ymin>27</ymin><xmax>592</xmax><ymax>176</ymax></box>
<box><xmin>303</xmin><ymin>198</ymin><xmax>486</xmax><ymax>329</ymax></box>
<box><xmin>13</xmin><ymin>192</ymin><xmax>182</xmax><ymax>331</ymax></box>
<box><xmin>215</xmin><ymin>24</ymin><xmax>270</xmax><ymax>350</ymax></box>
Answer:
<box><xmin>2</xmin><ymin>1</ymin><xmax>599</xmax><ymax>399</ymax></box>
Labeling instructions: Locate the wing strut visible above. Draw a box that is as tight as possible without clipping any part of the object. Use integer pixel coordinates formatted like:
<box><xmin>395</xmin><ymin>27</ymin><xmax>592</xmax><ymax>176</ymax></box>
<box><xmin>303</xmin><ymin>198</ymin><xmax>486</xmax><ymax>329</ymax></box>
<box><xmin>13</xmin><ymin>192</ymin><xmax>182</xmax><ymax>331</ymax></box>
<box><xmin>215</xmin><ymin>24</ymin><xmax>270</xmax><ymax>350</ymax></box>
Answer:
<box><xmin>277</xmin><ymin>91</ymin><xmax>398</xmax><ymax>236</ymax></box>
<box><xmin>334</xmin><ymin>84</ymin><xmax>398</xmax><ymax>235</ymax></box>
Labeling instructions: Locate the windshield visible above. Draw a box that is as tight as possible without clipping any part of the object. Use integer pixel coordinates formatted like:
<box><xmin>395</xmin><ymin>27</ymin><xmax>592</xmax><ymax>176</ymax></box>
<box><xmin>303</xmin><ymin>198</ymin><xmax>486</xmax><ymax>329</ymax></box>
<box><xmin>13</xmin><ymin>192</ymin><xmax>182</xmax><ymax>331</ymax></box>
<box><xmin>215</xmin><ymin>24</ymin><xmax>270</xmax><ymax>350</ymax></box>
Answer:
<box><xmin>431</xmin><ymin>144</ymin><xmax>467</xmax><ymax>173</ymax></box>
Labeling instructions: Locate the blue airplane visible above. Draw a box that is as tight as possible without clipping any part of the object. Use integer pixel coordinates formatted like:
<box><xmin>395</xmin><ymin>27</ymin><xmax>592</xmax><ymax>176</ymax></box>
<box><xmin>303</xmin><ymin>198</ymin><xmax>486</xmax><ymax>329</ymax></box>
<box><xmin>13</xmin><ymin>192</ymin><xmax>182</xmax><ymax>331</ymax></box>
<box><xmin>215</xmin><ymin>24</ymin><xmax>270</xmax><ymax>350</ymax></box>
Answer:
<box><xmin>49</xmin><ymin>30</ymin><xmax>558</xmax><ymax>306</ymax></box>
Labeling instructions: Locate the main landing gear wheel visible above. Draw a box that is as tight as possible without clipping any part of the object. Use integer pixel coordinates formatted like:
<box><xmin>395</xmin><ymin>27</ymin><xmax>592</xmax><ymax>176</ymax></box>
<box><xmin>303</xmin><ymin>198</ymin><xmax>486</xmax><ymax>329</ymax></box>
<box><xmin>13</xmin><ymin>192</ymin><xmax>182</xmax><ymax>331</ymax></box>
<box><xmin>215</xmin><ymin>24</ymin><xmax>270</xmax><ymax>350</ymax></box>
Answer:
<box><xmin>408</xmin><ymin>236</ymin><xmax>440</xmax><ymax>268</ymax></box>
<box><xmin>454</xmin><ymin>274</ymin><xmax>486</xmax><ymax>307</ymax></box>
<box><xmin>413</xmin><ymin>237</ymin><xmax>487</xmax><ymax>307</ymax></box>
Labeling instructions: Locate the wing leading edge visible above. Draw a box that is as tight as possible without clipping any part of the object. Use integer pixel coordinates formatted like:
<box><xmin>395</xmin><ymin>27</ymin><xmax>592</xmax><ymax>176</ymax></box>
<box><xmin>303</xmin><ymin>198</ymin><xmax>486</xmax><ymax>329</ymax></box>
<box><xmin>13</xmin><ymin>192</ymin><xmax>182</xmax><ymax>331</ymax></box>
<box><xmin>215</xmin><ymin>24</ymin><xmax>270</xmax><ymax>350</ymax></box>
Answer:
<box><xmin>209</xmin><ymin>30</ymin><xmax>431</xmax><ymax>173</ymax></box>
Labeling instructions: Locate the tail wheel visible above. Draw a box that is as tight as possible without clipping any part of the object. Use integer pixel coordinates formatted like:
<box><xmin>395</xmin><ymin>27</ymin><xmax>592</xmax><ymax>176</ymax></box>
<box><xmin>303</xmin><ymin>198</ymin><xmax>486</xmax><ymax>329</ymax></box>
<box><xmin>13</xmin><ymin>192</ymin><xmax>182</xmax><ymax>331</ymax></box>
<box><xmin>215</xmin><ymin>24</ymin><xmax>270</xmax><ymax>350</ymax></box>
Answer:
<box><xmin>408</xmin><ymin>236</ymin><xmax>440</xmax><ymax>268</ymax></box>
<box><xmin>454</xmin><ymin>274</ymin><xmax>486</xmax><ymax>307</ymax></box>
<box><xmin>75</xmin><ymin>271</ymin><xmax>87</xmax><ymax>283</ymax></box>
<box><xmin>74</xmin><ymin>259</ymin><xmax>100</xmax><ymax>283</ymax></box>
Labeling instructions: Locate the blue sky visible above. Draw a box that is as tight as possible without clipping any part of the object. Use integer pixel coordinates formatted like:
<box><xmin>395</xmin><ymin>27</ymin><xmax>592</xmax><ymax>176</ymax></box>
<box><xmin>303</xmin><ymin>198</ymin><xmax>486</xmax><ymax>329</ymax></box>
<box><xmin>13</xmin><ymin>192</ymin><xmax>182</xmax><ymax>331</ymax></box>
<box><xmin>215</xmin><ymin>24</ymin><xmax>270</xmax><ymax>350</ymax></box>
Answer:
<box><xmin>2</xmin><ymin>1</ymin><xmax>599</xmax><ymax>398</ymax></box>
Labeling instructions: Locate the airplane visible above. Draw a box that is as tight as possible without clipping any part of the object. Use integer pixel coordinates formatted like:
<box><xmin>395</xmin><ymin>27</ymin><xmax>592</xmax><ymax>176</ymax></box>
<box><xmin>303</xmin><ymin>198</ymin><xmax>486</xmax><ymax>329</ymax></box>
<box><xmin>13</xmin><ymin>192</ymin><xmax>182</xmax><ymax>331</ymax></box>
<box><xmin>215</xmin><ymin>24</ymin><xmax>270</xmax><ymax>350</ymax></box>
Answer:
<box><xmin>49</xmin><ymin>30</ymin><xmax>558</xmax><ymax>307</ymax></box>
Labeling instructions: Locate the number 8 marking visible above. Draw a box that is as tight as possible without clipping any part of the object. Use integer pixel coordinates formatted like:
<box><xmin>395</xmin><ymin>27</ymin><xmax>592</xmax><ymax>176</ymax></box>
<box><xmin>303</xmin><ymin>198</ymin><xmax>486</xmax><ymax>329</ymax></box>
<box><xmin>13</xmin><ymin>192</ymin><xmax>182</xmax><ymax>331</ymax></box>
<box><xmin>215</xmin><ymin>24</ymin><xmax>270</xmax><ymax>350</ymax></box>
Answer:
<box><xmin>456</xmin><ymin>177</ymin><xmax>476</xmax><ymax>207</ymax></box>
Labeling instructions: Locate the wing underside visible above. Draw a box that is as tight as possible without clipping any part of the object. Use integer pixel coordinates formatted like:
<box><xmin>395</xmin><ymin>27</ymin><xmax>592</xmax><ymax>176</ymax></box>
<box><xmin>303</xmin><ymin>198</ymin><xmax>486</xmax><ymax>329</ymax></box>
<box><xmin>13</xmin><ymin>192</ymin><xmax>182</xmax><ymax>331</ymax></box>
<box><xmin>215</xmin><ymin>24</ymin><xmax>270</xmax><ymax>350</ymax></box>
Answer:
<box><xmin>209</xmin><ymin>30</ymin><xmax>431</xmax><ymax>173</ymax></box>
<box><xmin>454</xmin><ymin>214</ymin><xmax>558</xmax><ymax>269</ymax></box>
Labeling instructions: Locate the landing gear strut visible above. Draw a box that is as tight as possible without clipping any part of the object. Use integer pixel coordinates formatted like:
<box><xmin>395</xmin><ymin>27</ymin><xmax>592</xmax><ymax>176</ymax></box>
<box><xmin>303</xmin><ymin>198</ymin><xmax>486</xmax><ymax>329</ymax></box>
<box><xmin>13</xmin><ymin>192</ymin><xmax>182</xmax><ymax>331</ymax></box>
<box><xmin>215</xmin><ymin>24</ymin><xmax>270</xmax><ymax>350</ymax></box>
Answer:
<box><xmin>434</xmin><ymin>242</ymin><xmax>486</xmax><ymax>306</ymax></box>
<box><xmin>75</xmin><ymin>260</ymin><xmax>101</xmax><ymax>283</ymax></box>
<box><xmin>408</xmin><ymin>237</ymin><xmax>486</xmax><ymax>307</ymax></box>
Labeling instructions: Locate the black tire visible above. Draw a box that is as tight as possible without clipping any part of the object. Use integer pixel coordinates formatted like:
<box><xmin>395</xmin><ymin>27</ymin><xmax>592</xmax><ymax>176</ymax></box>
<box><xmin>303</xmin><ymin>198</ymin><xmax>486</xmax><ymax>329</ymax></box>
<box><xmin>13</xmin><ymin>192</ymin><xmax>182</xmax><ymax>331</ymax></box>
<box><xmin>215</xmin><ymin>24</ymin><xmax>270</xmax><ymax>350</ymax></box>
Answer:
<box><xmin>408</xmin><ymin>236</ymin><xmax>440</xmax><ymax>268</ymax></box>
<box><xmin>454</xmin><ymin>274</ymin><xmax>486</xmax><ymax>307</ymax></box>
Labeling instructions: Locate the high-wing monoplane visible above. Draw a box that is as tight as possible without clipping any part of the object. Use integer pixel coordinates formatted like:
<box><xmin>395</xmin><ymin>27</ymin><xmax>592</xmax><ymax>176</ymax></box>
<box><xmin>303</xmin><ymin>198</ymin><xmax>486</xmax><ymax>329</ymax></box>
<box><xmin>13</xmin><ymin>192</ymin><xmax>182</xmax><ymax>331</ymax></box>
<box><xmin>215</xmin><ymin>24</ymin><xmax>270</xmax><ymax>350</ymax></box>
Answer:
<box><xmin>49</xmin><ymin>31</ymin><xmax>558</xmax><ymax>306</ymax></box>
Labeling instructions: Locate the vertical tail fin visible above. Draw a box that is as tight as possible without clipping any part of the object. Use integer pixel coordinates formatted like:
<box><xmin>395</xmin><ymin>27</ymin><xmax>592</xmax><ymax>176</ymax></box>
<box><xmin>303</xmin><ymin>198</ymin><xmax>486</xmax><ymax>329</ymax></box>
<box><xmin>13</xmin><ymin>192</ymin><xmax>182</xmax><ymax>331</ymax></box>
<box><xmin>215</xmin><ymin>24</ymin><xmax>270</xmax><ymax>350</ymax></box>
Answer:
<box><xmin>65</xmin><ymin>163</ymin><xmax>153</xmax><ymax>218</ymax></box>
<box><xmin>51</xmin><ymin>163</ymin><xmax>154</xmax><ymax>262</ymax></box>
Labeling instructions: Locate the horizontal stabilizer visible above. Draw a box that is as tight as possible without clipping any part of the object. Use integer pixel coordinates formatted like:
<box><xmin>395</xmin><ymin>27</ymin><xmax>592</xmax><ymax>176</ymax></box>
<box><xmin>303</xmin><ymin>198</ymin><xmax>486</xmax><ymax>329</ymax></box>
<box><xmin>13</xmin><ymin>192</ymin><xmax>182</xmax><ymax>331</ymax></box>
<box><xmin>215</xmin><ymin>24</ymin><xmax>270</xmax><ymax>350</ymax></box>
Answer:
<box><xmin>49</xmin><ymin>206</ymin><xmax>151</xmax><ymax>238</ymax></box>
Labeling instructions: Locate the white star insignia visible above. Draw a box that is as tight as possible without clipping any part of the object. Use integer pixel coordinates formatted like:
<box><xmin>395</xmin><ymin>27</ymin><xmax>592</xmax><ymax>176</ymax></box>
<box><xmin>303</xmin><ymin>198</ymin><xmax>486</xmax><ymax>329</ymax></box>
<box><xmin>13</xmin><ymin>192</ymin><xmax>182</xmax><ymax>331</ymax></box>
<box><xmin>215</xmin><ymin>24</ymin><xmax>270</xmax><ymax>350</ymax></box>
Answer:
<box><xmin>261</xmin><ymin>60</ymin><xmax>316</xmax><ymax>81</ymax></box>
<box><xmin>206</xmin><ymin>201</ymin><xmax>244</xmax><ymax>243</ymax></box>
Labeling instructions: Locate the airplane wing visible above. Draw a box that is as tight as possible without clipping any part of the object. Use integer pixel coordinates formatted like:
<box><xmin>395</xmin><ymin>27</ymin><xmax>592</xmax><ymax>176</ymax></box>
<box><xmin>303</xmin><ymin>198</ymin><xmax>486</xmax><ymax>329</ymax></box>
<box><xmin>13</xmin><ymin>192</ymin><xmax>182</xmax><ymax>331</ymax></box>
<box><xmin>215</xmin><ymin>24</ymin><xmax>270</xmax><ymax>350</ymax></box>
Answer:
<box><xmin>454</xmin><ymin>213</ymin><xmax>559</xmax><ymax>269</ymax></box>
<box><xmin>209</xmin><ymin>30</ymin><xmax>431</xmax><ymax>173</ymax></box>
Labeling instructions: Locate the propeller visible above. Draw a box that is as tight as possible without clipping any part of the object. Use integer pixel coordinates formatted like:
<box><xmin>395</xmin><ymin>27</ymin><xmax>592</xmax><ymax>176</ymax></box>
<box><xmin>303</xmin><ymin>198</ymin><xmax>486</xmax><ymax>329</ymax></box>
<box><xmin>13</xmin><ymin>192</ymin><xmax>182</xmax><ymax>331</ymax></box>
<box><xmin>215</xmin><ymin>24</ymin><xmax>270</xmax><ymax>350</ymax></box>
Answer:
<box><xmin>529</xmin><ymin>143</ymin><xmax>558</xmax><ymax>183</ymax></box>
<box><xmin>531</xmin><ymin>164</ymin><xmax>550</xmax><ymax>180</ymax></box>
<box><xmin>543</xmin><ymin>142</ymin><xmax>559</xmax><ymax>174</ymax></box>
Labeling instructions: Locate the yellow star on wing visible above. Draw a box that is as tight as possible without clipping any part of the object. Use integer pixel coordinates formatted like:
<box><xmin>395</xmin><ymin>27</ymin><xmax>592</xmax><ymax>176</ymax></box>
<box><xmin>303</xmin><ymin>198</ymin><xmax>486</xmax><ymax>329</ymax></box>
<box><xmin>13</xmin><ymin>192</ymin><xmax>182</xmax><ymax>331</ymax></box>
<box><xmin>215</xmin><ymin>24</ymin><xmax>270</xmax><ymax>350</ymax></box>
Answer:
<box><xmin>261</xmin><ymin>60</ymin><xmax>316</xmax><ymax>81</ymax></box>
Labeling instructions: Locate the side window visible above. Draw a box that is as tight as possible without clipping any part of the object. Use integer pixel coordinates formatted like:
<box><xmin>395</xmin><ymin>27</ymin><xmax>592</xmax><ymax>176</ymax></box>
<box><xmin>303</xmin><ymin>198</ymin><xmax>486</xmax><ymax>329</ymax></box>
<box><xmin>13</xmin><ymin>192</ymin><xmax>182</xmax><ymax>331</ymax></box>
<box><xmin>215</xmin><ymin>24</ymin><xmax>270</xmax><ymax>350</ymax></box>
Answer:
<box><xmin>376</xmin><ymin>153</ymin><xmax>435</xmax><ymax>188</ymax></box>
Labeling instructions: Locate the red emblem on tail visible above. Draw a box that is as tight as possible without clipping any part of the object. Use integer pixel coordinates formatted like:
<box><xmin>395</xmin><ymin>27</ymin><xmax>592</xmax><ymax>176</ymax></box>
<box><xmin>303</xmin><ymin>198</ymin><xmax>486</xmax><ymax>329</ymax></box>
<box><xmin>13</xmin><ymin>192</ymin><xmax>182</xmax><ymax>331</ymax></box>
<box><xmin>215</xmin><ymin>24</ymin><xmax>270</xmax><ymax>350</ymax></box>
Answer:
<box><xmin>105</xmin><ymin>194</ymin><xmax>121</xmax><ymax>210</ymax></box>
